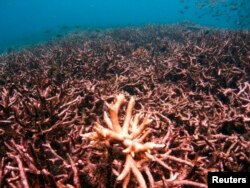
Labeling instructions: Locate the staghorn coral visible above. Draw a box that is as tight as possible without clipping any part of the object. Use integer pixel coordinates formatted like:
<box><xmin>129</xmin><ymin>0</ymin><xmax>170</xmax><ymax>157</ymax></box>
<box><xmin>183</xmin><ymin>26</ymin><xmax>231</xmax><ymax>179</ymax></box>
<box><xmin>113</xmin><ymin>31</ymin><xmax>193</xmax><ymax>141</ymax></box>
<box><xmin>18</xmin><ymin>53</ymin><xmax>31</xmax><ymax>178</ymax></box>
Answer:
<box><xmin>0</xmin><ymin>25</ymin><xmax>249</xmax><ymax>187</ymax></box>
<box><xmin>81</xmin><ymin>94</ymin><xmax>165</xmax><ymax>188</ymax></box>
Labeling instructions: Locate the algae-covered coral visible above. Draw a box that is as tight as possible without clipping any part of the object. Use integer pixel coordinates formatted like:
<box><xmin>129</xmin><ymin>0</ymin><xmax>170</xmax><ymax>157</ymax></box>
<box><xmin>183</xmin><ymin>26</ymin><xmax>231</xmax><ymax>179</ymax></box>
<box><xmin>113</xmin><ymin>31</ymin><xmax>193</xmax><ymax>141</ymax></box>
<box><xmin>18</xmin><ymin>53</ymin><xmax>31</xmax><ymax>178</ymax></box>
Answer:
<box><xmin>0</xmin><ymin>25</ymin><xmax>249</xmax><ymax>187</ymax></box>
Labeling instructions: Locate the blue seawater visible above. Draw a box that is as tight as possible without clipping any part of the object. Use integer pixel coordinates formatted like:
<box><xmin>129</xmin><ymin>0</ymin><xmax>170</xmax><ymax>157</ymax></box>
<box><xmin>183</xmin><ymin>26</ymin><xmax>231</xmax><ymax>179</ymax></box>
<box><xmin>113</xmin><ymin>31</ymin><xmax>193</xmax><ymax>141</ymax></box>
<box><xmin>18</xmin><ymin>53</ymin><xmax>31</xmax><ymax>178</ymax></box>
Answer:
<box><xmin>0</xmin><ymin>0</ymin><xmax>249</xmax><ymax>54</ymax></box>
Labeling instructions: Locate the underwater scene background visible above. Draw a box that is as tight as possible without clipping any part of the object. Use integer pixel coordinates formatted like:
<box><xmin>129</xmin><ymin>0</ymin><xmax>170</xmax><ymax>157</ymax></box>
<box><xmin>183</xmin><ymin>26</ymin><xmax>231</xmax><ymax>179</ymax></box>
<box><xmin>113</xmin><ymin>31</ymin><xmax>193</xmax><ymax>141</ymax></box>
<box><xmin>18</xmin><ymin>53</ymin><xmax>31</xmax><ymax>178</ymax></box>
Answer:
<box><xmin>0</xmin><ymin>1</ymin><xmax>249</xmax><ymax>188</ymax></box>
<box><xmin>0</xmin><ymin>0</ymin><xmax>249</xmax><ymax>54</ymax></box>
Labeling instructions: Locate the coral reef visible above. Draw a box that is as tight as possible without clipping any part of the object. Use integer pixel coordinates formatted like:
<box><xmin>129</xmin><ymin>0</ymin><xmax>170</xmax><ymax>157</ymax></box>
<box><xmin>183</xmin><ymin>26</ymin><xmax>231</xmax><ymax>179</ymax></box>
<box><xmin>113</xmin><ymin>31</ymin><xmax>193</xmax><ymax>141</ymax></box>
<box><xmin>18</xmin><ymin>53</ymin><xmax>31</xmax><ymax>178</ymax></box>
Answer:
<box><xmin>0</xmin><ymin>24</ymin><xmax>249</xmax><ymax>187</ymax></box>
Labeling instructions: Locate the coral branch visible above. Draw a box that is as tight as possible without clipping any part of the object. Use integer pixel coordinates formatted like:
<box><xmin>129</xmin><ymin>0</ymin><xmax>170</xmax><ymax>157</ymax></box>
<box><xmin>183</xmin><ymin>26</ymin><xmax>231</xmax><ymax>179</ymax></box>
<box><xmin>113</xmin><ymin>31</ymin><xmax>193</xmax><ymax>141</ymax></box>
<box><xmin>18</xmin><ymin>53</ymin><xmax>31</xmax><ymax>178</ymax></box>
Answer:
<box><xmin>82</xmin><ymin>94</ymin><xmax>165</xmax><ymax>187</ymax></box>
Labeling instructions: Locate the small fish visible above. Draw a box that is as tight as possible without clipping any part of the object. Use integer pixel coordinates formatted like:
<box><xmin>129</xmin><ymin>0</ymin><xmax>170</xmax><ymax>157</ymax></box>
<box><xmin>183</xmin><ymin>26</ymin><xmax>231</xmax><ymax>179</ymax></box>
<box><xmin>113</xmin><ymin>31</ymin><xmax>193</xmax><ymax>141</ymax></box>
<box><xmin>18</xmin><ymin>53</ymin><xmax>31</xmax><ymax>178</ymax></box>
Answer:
<box><xmin>204</xmin><ymin>30</ymin><xmax>210</xmax><ymax>35</ymax></box>
<box><xmin>196</xmin><ymin>2</ymin><xmax>206</xmax><ymax>9</ymax></box>
<box><xmin>43</xmin><ymin>29</ymin><xmax>51</xmax><ymax>34</ymax></box>
<box><xmin>179</xmin><ymin>10</ymin><xmax>185</xmax><ymax>14</ymax></box>
<box><xmin>56</xmin><ymin>34</ymin><xmax>62</xmax><ymax>38</ymax></box>
<box><xmin>59</xmin><ymin>25</ymin><xmax>69</xmax><ymax>30</ymax></box>
<box><xmin>230</xmin><ymin>5</ymin><xmax>237</xmax><ymax>11</ymax></box>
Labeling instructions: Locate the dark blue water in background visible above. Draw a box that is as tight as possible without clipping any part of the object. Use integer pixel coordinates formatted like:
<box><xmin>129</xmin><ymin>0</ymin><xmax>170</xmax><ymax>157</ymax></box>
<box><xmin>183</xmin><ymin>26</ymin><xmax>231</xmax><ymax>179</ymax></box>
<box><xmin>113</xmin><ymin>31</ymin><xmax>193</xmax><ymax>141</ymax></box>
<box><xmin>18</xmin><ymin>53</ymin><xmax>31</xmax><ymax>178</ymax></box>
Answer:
<box><xmin>0</xmin><ymin>0</ymin><xmax>249</xmax><ymax>54</ymax></box>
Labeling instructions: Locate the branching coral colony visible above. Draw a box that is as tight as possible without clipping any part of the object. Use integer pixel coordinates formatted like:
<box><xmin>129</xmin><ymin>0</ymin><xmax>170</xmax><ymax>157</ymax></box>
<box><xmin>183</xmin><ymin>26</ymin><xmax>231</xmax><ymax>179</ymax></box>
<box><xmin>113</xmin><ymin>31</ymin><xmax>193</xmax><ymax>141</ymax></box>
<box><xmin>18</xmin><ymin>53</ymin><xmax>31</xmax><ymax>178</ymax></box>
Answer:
<box><xmin>81</xmin><ymin>94</ymin><xmax>165</xmax><ymax>188</ymax></box>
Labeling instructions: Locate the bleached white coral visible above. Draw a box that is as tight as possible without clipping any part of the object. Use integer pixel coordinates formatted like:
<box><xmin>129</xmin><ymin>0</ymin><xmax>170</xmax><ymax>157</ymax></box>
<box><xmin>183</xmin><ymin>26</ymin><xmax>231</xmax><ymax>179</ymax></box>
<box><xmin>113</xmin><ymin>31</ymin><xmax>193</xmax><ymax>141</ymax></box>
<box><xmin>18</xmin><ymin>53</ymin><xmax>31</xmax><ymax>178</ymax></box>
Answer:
<box><xmin>81</xmin><ymin>94</ymin><xmax>164</xmax><ymax>188</ymax></box>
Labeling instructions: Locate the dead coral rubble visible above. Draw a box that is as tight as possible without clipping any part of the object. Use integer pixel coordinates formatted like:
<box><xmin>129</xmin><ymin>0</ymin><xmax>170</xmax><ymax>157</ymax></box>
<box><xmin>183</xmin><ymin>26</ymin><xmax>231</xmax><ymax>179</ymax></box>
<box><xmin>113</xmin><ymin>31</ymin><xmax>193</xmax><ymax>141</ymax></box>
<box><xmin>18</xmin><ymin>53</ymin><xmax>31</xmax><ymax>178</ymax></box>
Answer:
<box><xmin>0</xmin><ymin>24</ymin><xmax>249</xmax><ymax>187</ymax></box>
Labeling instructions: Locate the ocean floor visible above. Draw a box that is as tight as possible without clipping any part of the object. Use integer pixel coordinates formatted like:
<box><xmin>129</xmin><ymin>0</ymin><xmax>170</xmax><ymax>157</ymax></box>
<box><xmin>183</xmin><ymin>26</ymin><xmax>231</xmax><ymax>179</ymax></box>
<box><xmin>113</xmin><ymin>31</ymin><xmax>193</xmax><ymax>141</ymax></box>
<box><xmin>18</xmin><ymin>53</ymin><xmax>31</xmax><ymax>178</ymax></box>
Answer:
<box><xmin>0</xmin><ymin>25</ymin><xmax>249</xmax><ymax>188</ymax></box>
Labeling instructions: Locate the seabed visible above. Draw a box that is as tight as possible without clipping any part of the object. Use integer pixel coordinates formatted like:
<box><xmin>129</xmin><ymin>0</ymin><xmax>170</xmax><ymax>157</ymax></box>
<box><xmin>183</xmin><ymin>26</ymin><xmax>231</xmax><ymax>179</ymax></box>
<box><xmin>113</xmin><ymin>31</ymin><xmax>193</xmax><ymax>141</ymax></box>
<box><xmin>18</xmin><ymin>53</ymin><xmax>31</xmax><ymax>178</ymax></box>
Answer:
<box><xmin>0</xmin><ymin>24</ymin><xmax>249</xmax><ymax>188</ymax></box>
